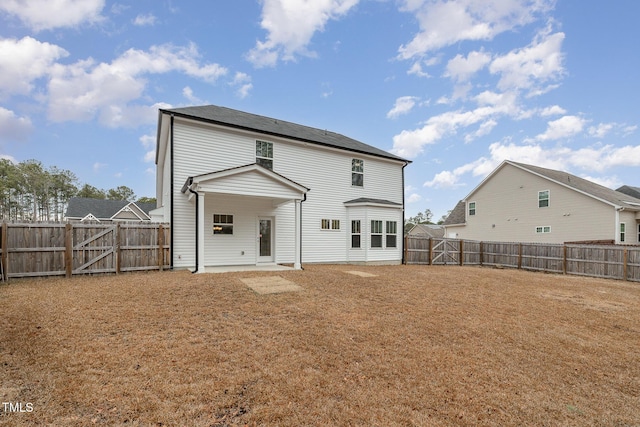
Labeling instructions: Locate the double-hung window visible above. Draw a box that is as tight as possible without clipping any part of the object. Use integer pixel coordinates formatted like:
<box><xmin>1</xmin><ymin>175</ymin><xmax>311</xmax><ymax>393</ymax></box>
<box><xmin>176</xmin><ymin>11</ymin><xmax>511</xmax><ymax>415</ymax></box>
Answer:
<box><xmin>620</xmin><ymin>223</ymin><xmax>626</xmax><ymax>242</ymax></box>
<box><xmin>213</xmin><ymin>214</ymin><xmax>233</xmax><ymax>235</ymax></box>
<box><xmin>386</xmin><ymin>221</ymin><xmax>397</xmax><ymax>248</ymax></box>
<box><xmin>371</xmin><ymin>220</ymin><xmax>383</xmax><ymax>248</ymax></box>
<box><xmin>351</xmin><ymin>220</ymin><xmax>361</xmax><ymax>248</ymax></box>
<box><xmin>352</xmin><ymin>159</ymin><xmax>364</xmax><ymax>187</ymax></box>
<box><xmin>538</xmin><ymin>190</ymin><xmax>550</xmax><ymax>208</ymax></box>
<box><xmin>256</xmin><ymin>140</ymin><xmax>273</xmax><ymax>170</ymax></box>
<box><xmin>468</xmin><ymin>201</ymin><xmax>476</xmax><ymax>216</ymax></box>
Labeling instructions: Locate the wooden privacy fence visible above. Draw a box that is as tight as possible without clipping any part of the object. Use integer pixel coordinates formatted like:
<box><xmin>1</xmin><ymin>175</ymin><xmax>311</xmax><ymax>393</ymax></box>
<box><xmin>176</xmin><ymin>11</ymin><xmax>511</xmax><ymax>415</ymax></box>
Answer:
<box><xmin>0</xmin><ymin>222</ymin><xmax>170</xmax><ymax>280</ymax></box>
<box><xmin>405</xmin><ymin>236</ymin><xmax>640</xmax><ymax>282</ymax></box>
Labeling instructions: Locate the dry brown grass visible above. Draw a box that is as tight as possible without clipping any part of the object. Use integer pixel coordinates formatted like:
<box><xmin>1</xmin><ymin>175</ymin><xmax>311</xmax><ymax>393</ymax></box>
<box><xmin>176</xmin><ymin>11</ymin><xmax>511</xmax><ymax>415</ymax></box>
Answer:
<box><xmin>1</xmin><ymin>265</ymin><xmax>639</xmax><ymax>426</ymax></box>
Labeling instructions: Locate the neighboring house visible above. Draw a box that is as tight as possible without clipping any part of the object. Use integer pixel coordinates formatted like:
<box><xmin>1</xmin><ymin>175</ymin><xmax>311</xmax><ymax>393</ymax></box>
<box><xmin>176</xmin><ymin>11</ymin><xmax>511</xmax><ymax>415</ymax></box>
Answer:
<box><xmin>65</xmin><ymin>197</ymin><xmax>156</xmax><ymax>222</ymax></box>
<box><xmin>152</xmin><ymin>105</ymin><xmax>410</xmax><ymax>271</ymax></box>
<box><xmin>617</xmin><ymin>185</ymin><xmax>640</xmax><ymax>200</ymax></box>
<box><xmin>442</xmin><ymin>160</ymin><xmax>640</xmax><ymax>244</ymax></box>
<box><xmin>407</xmin><ymin>223</ymin><xmax>444</xmax><ymax>238</ymax></box>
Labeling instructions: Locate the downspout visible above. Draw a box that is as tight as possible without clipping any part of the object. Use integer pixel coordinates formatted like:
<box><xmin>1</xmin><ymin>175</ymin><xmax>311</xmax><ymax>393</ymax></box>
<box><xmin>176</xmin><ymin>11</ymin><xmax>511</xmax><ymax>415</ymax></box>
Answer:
<box><xmin>300</xmin><ymin>192</ymin><xmax>307</xmax><ymax>270</ymax></box>
<box><xmin>169</xmin><ymin>114</ymin><xmax>175</xmax><ymax>269</ymax></box>
<box><xmin>401</xmin><ymin>161</ymin><xmax>409</xmax><ymax>265</ymax></box>
<box><xmin>186</xmin><ymin>179</ymin><xmax>199</xmax><ymax>274</ymax></box>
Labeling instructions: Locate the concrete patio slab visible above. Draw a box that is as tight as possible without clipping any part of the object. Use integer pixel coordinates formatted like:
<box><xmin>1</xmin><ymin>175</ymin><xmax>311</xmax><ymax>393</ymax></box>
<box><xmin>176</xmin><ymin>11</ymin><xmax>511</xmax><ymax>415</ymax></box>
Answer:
<box><xmin>204</xmin><ymin>264</ymin><xmax>294</xmax><ymax>274</ymax></box>
<box><xmin>344</xmin><ymin>270</ymin><xmax>378</xmax><ymax>277</ymax></box>
<box><xmin>240</xmin><ymin>276</ymin><xmax>303</xmax><ymax>295</ymax></box>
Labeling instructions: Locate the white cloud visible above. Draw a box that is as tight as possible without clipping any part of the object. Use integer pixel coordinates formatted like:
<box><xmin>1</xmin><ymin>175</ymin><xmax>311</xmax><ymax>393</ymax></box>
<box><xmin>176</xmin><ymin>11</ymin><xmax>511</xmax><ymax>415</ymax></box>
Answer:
<box><xmin>539</xmin><ymin>105</ymin><xmax>566</xmax><ymax>116</ymax></box>
<box><xmin>398</xmin><ymin>0</ymin><xmax>555</xmax><ymax>60</ymax></box>
<box><xmin>534</xmin><ymin>115</ymin><xmax>585</xmax><ymax>141</ymax></box>
<box><xmin>0</xmin><ymin>37</ymin><xmax>68</xmax><ymax>98</ymax></box>
<box><xmin>387</xmin><ymin>96</ymin><xmax>420</xmax><ymax>119</ymax></box>
<box><xmin>444</xmin><ymin>50</ymin><xmax>491</xmax><ymax>82</ymax></box>
<box><xmin>230</xmin><ymin>72</ymin><xmax>253</xmax><ymax>99</ymax></box>
<box><xmin>93</xmin><ymin>162</ymin><xmax>107</xmax><ymax>172</ymax></box>
<box><xmin>424</xmin><ymin>140</ymin><xmax>640</xmax><ymax>190</ymax></box>
<box><xmin>0</xmin><ymin>107</ymin><xmax>33</xmax><ymax>143</ymax></box>
<box><xmin>0</xmin><ymin>0</ymin><xmax>105</xmax><ymax>31</ymax></box>
<box><xmin>47</xmin><ymin>43</ymin><xmax>226</xmax><ymax>126</ymax></box>
<box><xmin>133</xmin><ymin>13</ymin><xmax>157</xmax><ymax>26</ymax></box>
<box><xmin>489</xmin><ymin>30</ymin><xmax>565</xmax><ymax>95</ymax></box>
<box><xmin>182</xmin><ymin>86</ymin><xmax>204</xmax><ymax>104</ymax></box>
<box><xmin>246</xmin><ymin>0</ymin><xmax>360</xmax><ymax>67</ymax></box>
<box><xmin>407</xmin><ymin>193</ymin><xmax>422</xmax><ymax>203</ymax></box>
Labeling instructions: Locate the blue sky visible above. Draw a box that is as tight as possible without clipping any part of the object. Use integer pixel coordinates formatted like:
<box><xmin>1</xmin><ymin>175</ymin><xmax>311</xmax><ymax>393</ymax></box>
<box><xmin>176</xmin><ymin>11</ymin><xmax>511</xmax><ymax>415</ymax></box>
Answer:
<box><xmin>1</xmin><ymin>0</ymin><xmax>639</xmax><ymax>220</ymax></box>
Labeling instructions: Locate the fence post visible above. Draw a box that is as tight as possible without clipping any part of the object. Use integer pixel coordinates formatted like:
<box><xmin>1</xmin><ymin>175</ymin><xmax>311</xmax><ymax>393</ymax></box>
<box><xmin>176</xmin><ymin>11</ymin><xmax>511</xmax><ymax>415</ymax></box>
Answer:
<box><xmin>403</xmin><ymin>235</ymin><xmax>408</xmax><ymax>265</ymax></box>
<box><xmin>65</xmin><ymin>223</ymin><xmax>73</xmax><ymax>278</ymax></box>
<box><xmin>479</xmin><ymin>241</ymin><xmax>484</xmax><ymax>266</ymax></box>
<box><xmin>115</xmin><ymin>223</ymin><xmax>121</xmax><ymax>275</ymax></box>
<box><xmin>158</xmin><ymin>224</ymin><xmax>165</xmax><ymax>271</ymax></box>
<box><xmin>518</xmin><ymin>243</ymin><xmax>522</xmax><ymax>269</ymax></box>
<box><xmin>623</xmin><ymin>248</ymin><xmax>628</xmax><ymax>281</ymax></box>
<box><xmin>563</xmin><ymin>244</ymin><xmax>567</xmax><ymax>275</ymax></box>
<box><xmin>1</xmin><ymin>222</ymin><xmax>7</xmax><ymax>280</ymax></box>
<box><xmin>459</xmin><ymin>240</ymin><xmax>464</xmax><ymax>266</ymax></box>
<box><xmin>428</xmin><ymin>238</ymin><xmax>433</xmax><ymax>265</ymax></box>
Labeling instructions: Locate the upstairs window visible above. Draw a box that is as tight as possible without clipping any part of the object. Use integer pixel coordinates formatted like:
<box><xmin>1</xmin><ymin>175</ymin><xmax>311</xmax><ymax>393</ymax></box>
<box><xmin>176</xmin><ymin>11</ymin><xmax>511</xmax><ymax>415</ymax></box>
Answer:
<box><xmin>538</xmin><ymin>190</ymin><xmax>550</xmax><ymax>208</ymax></box>
<box><xmin>352</xmin><ymin>158</ymin><xmax>364</xmax><ymax>187</ymax></box>
<box><xmin>256</xmin><ymin>140</ymin><xmax>273</xmax><ymax>170</ymax></box>
<box><xmin>468</xmin><ymin>201</ymin><xmax>476</xmax><ymax>216</ymax></box>
<box><xmin>620</xmin><ymin>223</ymin><xmax>626</xmax><ymax>242</ymax></box>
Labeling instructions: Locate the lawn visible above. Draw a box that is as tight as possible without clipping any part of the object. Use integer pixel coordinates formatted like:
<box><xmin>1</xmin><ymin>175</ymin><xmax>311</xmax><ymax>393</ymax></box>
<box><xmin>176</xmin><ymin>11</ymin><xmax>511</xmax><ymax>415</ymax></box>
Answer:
<box><xmin>1</xmin><ymin>265</ymin><xmax>639</xmax><ymax>426</ymax></box>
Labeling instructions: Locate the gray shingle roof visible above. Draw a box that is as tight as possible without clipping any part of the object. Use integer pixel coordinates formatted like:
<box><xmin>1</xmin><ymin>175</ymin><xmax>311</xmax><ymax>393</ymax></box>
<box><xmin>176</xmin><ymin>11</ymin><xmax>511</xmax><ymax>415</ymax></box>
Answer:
<box><xmin>162</xmin><ymin>105</ymin><xmax>409</xmax><ymax>163</ymax></box>
<box><xmin>66</xmin><ymin>197</ymin><xmax>154</xmax><ymax>219</ymax></box>
<box><xmin>443</xmin><ymin>200</ymin><xmax>466</xmax><ymax>226</ymax></box>
<box><xmin>616</xmin><ymin>185</ymin><xmax>640</xmax><ymax>200</ymax></box>
<box><xmin>509</xmin><ymin>161</ymin><xmax>640</xmax><ymax>210</ymax></box>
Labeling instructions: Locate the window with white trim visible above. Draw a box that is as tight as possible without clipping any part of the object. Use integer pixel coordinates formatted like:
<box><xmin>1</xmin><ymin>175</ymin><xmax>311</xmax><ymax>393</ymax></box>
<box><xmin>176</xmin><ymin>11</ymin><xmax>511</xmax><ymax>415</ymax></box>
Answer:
<box><xmin>638</xmin><ymin>223</ymin><xmax>640</xmax><ymax>243</ymax></box>
<box><xmin>535</xmin><ymin>226</ymin><xmax>551</xmax><ymax>233</ymax></box>
<box><xmin>538</xmin><ymin>190</ymin><xmax>550</xmax><ymax>208</ymax></box>
<box><xmin>352</xmin><ymin>158</ymin><xmax>364</xmax><ymax>187</ymax></box>
<box><xmin>351</xmin><ymin>220</ymin><xmax>361</xmax><ymax>248</ymax></box>
<box><xmin>468</xmin><ymin>201</ymin><xmax>476</xmax><ymax>216</ymax></box>
<box><xmin>371</xmin><ymin>220</ymin><xmax>383</xmax><ymax>248</ymax></box>
<box><xmin>386</xmin><ymin>221</ymin><xmax>397</xmax><ymax>248</ymax></box>
<box><xmin>620</xmin><ymin>223</ymin><xmax>626</xmax><ymax>242</ymax></box>
<box><xmin>321</xmin><ymin>219</ymin><xmax>340</xmax><ymax>230</ymax></box>
<box><xmin>256</xmin><ymin>140</ymin><xmax>273</xmax><ymax>170</ymax></box>
<box><xmin>213</xmin><ymin>214</ymin><xmax>233</xmax><ymax>235</ymax></box>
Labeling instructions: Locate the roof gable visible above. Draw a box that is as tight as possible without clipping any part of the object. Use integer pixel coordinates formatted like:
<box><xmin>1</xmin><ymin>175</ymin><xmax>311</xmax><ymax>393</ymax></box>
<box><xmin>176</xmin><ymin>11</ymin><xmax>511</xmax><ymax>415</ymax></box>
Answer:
<box><xmin>66</xmin><ymin>197</ymin><xmax>154</xmax><ymax>220</ymax></box>
<box><xmin>465</xmin><ymin>161</ymin><xmax>640</xmax><ymax>211</ymax></box>
<box><xmin>161</xmin><ymin>105</ymin><xmax>409</xmax><ymax>163</ymax></box>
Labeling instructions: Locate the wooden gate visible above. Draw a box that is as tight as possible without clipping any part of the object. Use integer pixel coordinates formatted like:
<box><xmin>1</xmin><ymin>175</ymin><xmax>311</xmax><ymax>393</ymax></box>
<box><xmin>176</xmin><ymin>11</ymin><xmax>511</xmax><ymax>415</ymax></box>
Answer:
<box><xmin>72</xmin><ymin>225</ymin><xmax>117</xmax><ymax>274</ymax></box>
<box><xmin>431</xmin><ymin>238</ymin><xmax>460</xmax><ymax>265</ymax></box>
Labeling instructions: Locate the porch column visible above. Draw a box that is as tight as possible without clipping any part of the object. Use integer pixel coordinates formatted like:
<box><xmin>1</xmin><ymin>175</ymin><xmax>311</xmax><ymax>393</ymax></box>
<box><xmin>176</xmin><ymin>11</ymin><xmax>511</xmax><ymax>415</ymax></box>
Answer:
<box><xmin>197</xmin><ymin>192</ymin><xmax>206</xmax><ymax>272</ymax></box>
<box><xmin>294</xmin><ymin>199</ymin><xmax>301</xmax><ymax>269</ymax></box>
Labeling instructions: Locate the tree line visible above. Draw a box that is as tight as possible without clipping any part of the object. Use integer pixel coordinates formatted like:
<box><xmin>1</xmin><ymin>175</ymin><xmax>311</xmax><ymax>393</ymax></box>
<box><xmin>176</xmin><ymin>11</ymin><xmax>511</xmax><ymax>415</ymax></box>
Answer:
<box><xmin>0</xmin><ymin>159</ymin><xmax>154</xmax><ymax>222</ymax></box>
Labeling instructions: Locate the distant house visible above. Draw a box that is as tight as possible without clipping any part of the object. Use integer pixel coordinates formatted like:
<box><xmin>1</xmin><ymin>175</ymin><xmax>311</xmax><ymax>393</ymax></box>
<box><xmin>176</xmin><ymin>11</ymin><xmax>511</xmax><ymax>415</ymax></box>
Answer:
<box><xmin>407</xmin><ymin>223</ymin><xmax>444</xmax><ymax>238</ymax></box>
<box><xmin>152</xmin><ymin>105</ymin><xmax>410</xmax><ymax>271</ymax></box>
<box><xmin>617</xmin><ymin>185</ymin><xmax>640</xmax><ymax>200</ymax></box>
<box><xmin>65</xmin><ymin>197</ymin><xmax>156</xmax><ymax>223</ymax></box>
<box><xmin>442</xmin><ymin>160</ymin><xmax>640</xmax><ymax>244</ymax></box>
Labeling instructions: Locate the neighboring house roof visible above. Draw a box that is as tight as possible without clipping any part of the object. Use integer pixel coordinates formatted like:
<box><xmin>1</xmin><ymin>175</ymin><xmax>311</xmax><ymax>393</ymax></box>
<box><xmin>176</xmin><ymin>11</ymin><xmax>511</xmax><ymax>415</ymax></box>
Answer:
<box><xmin>617</xmin><ymin>185</ymin><xmax>640</xmax><ymax>200</ymax></box>
<box><xmin>408</xmin><ymin>223</ymin><xmax>445</xmax><ymax>238</ymax></box>
<box><xmin>161</xmin><ymin>105</ymin><xmax>410</xmax><ymax>164</ymax></box>
<box><xmin>442</xmin><ymin>200</ymin><xmax>466</xmax><ymax>226</ymax></box>
<box><xmin>65</xmin><ymin>197</ymin><xmax>155</xmax><ymax>221</ymax></box>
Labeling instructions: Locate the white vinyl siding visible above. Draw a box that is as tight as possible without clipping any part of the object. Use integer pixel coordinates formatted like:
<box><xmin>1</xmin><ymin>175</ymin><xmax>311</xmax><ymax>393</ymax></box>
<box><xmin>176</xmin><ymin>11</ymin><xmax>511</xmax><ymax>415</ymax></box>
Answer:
<box><xmin>169</xmin><ymin>118</ymin><xmax>404</xmax><ymax>267</ymax></box>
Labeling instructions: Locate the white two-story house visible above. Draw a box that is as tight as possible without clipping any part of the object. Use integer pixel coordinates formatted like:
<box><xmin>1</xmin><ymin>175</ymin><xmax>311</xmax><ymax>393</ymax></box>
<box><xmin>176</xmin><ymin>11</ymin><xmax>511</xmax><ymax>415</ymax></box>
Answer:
<box><xmin>151</xmin><ymin>105</ymin><xmax>410</xmax><ymax>271</ymax></box>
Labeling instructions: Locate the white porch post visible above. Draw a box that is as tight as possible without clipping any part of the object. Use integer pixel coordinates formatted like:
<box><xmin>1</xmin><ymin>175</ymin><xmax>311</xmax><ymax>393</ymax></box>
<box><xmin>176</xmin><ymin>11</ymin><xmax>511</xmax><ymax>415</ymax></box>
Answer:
<box><xmin>294</xmin><ymin>199</ymin><xmax>301</xmax><ymax>269</ymax></box>
<box><xmin>197</xmin><ymin>192</ymin><xmax>206</xmax><ymax>272</ymax></box>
